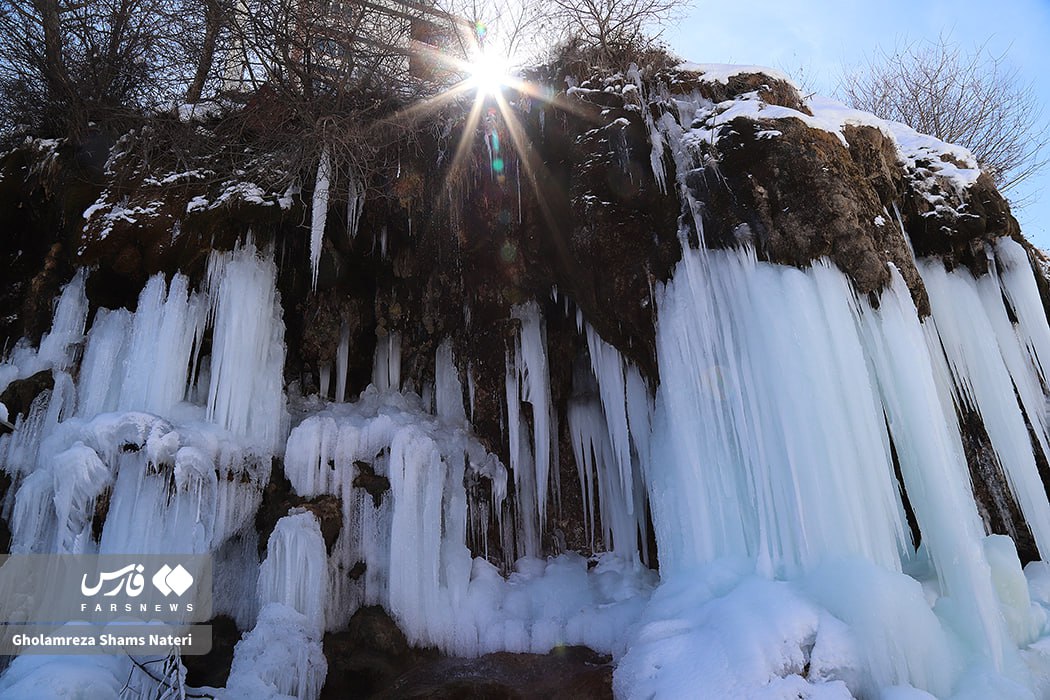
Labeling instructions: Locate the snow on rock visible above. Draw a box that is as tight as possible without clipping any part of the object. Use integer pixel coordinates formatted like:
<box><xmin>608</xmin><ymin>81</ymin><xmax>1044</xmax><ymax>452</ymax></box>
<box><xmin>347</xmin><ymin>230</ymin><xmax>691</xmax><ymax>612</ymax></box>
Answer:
<box><xmin>663</xmin><ymin>64</ymin><xmax>983</xmax><ymax>205</ymax></box>
<box><xmin>675</xmin><ymin>62</ymin><xmax>798</xmax><ymax>87</ymax></box>
<box><xmin>0</xmin><ymin>652</ymin><xmax>149</xmax><ymax>700</ymax></box>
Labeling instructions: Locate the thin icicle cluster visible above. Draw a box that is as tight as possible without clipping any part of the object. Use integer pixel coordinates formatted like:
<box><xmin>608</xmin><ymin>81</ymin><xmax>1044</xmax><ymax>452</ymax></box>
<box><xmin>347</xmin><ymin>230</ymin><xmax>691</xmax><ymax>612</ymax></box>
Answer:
<box><xmin>281</xmin><ymin>384</ymin><xmax>651</xmax><ymax>656</ymax></box>
<box><xmin>0</xmin><ymin>270</ymin><xmax>88</xmax><ymax>394</ymax></box>
<box><xmin>505</xmin><ymin>302</ymin><xmax>555</xmax><ymax>556</ymax></box>
<box><xmin>205</xmin><ymin>243</ymin><xmax>288</xmax><ymax>453</ymax></box>
<box><xmin>651</xmin><ymin>246</ymin><xmax>910</xmax><ymax>579</ymax></box>
<box><xmin>557</xmin><ymin>324</ymin><xmax>653</xmax><ymax>563</ymax></box>
<box><xmin>918</xmin><ymin>245</ymin><xmax>1050</xmax><ymax>558</ymax></box>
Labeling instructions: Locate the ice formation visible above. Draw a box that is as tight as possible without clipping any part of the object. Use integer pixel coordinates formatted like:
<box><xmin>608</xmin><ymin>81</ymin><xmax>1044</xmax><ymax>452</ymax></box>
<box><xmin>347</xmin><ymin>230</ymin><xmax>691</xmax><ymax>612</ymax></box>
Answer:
<box><xmin>310</xmin><ymin>147</ymin><xmax>332</xmax><ymax>290</ymax></box>
<box><xmin>9</xmin><ymin>75</ymin><xmax>1050</xmax><ymax>700</ymax></box>
<box><xmin>8</xmin><ymin>232</ymin><xmax>1050</xmax><ymax>699</ymax></box>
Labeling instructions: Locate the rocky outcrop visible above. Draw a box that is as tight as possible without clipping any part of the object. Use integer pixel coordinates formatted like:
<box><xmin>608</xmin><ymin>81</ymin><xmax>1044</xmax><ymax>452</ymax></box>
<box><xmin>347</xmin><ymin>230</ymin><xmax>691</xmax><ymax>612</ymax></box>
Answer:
<box><xmin>0</xmin><ymin>60</ymin><xmax>1044</xmax><ymax>691</ymax></box>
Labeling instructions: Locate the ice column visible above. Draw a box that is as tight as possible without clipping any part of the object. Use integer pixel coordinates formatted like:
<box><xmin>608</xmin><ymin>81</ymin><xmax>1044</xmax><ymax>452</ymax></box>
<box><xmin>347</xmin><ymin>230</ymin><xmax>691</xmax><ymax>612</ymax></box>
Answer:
<box><xmin>206</xmin><ymin>243</ymin><xmax>287</xmax><ymax>453</ymax></box>
<box><xmin>918</xmin><ymin>258</ymin><xmax>1050</xmax><ymax>557</ymax></box>
<box><xmin>651</xmin><ymin>246</ymin><xmax>910</xmax><ymax>577</ymax></box>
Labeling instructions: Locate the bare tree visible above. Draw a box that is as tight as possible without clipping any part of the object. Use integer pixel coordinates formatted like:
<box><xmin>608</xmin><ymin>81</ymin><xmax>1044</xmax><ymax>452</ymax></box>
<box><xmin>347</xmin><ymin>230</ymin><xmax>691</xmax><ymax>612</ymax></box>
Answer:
<box><xmin>840</xmin><ymin>36</ymin><xmax>1049</xmax><ymax>204</ymax></box>
<box><xmin>545</xmin><ymin>0</ymin><xmax>687</xmax><ymax>66</ymax></box>
<box><xmin>0</xmin><ymin>0</ymin><xmax>201</xmax><ymax>141</ymax></box>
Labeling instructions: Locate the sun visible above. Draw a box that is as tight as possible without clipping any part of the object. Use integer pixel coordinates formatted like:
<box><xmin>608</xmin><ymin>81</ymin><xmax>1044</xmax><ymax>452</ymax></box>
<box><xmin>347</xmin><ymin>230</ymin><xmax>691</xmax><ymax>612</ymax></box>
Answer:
<box><xmin>466</xmin><ymin>52</ymin><xmax>512</xmax><ymax>97</ymax></box>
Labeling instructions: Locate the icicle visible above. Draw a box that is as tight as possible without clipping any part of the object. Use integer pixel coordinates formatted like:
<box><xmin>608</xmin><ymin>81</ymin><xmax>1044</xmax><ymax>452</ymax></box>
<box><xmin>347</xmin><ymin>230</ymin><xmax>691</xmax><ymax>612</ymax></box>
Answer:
<box><xmin>435</xmin><ymin>340</ymin><xmax>466</xmax><ymax>423</ymax></box>
<box><xmin>584</xmin><ymin>325</ymin><xmax>634</xmax><ymax>516</ymax></box>
<box><xmin>117</xmin><ymin>273</ymin><xmax>203</xmax><ymax>415</ymax></box>
<box><xmin>918</xmin><ymin>258</ymin><xmax>1050</xmax><ymax>557</ymax></box>
<box><xmin>467</xmin><ymin>362</ymin><xmax>477</xmax><ymax>421</ymax></box>
<box><xmin>510</xmin><ymin>302</ymin><xmax>553</xmax><ymax>524</ymax></box>
<box><xmin>50</xmin><ymin>442</ymin><xmax>111</xmax><ymax>552</ymax></box>
<box><xmin>651</xmin><ymin>246</ymin><xmax>909</xmax><ymax>577</ymax></box>
<box><xmin>258</xmin><ymin>511</ymin><xmax>328</xmax><ymax>633</ymax></box>
<box><xmin>855</xmin><ymin>266</ymin><xmax>1009</xmax><ymax>671</ymax></box>
<box><xmin>0</xmin><ymin>270</ymin><xmax>88</xmax><ymax>393</ymax></box>
<box><xmin>995</xmin><ymin>238</ymin><xmax>1050</xmax><ymax>387</ymax></box>
<box><xmin>205</xmin><ymin>242</ymin><xmax>287</xmax><ymax>453</ymax></box>
<box><xmin>310</xmin><ymin>147</ymin><xmax>332</xmax><ymax>289</ymax></box>
<box><xmin>626</xmin><ymin>64</ymin><xmax>666</xmax><ymax>193</ymax></box>
<box><xmin>77</xmin><ymin>308</ymin><xmax>132</xmax><ymax>417</ymax></box>
<box><xmin>346</xmin><ymin>169</ymin><xmax>365</xmax><ymax>242</ymax></box>
<box><xmin>334</xmin><ymin>321</ymin><xmax>350</xmax><ymax>403</ymax></box>
<box><xmin>318</xmin><ymin>363</ymin><xmax>331</xmax><ymax>400</ymax></box>
<box><xmin>225</xmin><ymin>603</ymin><xmax>328</xmax><ymax>700</ymax></box>
<box><xmin>568</xmin><ymin>398</ymin><xmax>638</xmax><ymax>555</ymax></box>
<box><xmin>372</xmin><ymin>333</ymin><xmax>401</xmax><ymax>391</ymax></box>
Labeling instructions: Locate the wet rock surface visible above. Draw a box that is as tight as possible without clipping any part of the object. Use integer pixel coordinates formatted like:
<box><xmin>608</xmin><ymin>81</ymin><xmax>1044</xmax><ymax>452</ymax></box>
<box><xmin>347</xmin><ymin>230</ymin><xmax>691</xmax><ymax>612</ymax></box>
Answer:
<box><xmin>255</xmin><ymin>460</ymin><xmax>343</xmax><ymax>557</ymax></box>
<box><xmin>376</xmin><ymin>646</ymin><xmax>613</xmax><ymax>699</ymax></box>
<box><xmin>0</xmin><ymin>370</ymin><xmax>55</xmax><ymax>424</ymax></box>
<box><xmin>321</xmin><ymin>607</ymin><xmax>612</xmax><ymax>699</ymax></box>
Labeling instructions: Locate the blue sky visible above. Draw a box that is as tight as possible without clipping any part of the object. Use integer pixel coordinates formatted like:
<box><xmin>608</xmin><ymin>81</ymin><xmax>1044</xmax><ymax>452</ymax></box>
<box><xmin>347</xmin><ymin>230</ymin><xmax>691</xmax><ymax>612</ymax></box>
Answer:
<box><xmin>663</xmin><ymin>0</ymin><xmax>1050</xmax><ymax>248</ymax></box>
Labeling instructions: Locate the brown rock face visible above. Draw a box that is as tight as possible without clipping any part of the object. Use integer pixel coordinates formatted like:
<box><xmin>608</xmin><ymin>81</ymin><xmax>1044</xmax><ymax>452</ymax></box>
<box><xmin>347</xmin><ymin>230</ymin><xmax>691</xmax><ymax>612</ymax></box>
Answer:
<box><xmin>0</xmin><ymin>370</ymin><xmax>55</xmax><ymax>423</ymax></box>
<box><xmin>376</xmin><ymin>646</ymin><xmax>613</xmax><ymax>699</ymax></box>
<box><xmin>688</xmin><ymin>118</ymin><xmax>902</xmax><ymax>299</ymax></box>
<box><xmin>255</xmin><ymin>459</ymin><xmax>343</xmax><ymax>557</ymax></box>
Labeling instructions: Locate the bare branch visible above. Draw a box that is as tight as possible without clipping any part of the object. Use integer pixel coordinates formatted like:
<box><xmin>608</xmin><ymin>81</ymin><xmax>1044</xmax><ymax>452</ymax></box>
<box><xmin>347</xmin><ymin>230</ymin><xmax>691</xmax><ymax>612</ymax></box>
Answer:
<box><xmin>839</xmin><ymin>35</ymin><xmax>1049</xmax><ymax>207</ymax></box>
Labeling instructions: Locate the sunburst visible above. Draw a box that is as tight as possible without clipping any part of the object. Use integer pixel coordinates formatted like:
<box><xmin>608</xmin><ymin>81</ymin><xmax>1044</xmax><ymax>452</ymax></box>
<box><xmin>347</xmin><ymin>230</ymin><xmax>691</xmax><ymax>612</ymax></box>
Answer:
<box><xmin>380</xmin><ymin>22</ymin><xmax>603</xmax><ymax>227</ymax></box>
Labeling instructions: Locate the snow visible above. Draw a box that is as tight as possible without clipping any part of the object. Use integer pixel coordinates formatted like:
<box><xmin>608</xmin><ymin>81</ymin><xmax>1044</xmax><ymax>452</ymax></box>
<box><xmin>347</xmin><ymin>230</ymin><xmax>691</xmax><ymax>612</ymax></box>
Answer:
<box><xmin>177</xmin><ymin>101</ymin><xmax>223</xmax><ymax>122</ymax></box>
<box><xmin>222</xmin><ymin>603</ymin><xmax>327</xmax><ymax>700</ymax></box>
<box><xmin>656</xmin><ymin>67</ymin><xmax>983</xmax><ymax>202</ymax></box>
<box><xmin>675</xmin><ymin>62</ymin><xmax>798</xmax><ymax>87</ymax></box>
<box><xmin>212</xmin><ymin>181</ymin><xmax>272</xmax><ymax>208</ymax></box>
<box><xmin>0</xmin><ymin>652</ymin><xmax>151</xmax><ymax>699</ymax></box>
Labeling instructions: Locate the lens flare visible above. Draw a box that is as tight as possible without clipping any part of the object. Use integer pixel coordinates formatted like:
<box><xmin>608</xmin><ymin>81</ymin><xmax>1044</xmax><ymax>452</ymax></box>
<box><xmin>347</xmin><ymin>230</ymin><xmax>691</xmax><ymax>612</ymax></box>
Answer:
<box><xmin>467</xmin><ymin>53</ymin><xmax>511</xmax><ymax>97</ymax></box>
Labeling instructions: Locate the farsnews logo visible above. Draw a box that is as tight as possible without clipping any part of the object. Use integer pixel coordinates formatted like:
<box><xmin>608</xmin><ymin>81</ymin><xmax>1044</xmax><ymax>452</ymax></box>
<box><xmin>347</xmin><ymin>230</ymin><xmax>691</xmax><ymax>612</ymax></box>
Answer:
<box><xmin>80</xmin><ymin>564</ymin><xmax>194</xmax><ymax>598</ymax></box>
<box><xmin>80</xmin><ymin>564</ymin><xmax>146</xmax><ymax>597</ymax></box>
<box><xmin>152</xmin><ymin>564</ymin><xmax>194</xmax><ymax>597</ymax></box>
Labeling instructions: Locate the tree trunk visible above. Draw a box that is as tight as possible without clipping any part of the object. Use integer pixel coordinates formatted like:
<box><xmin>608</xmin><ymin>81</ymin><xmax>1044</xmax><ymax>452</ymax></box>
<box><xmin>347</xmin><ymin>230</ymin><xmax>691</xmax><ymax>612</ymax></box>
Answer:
<box><xmin>33</xmin><ymin>0</ymin><xmax>70</xmax><ymax>104</ymax></box>
<box><xmin>186</xmin><ymin>0</ymin><xmax>223</xmax><ymax>103</ymax></box>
